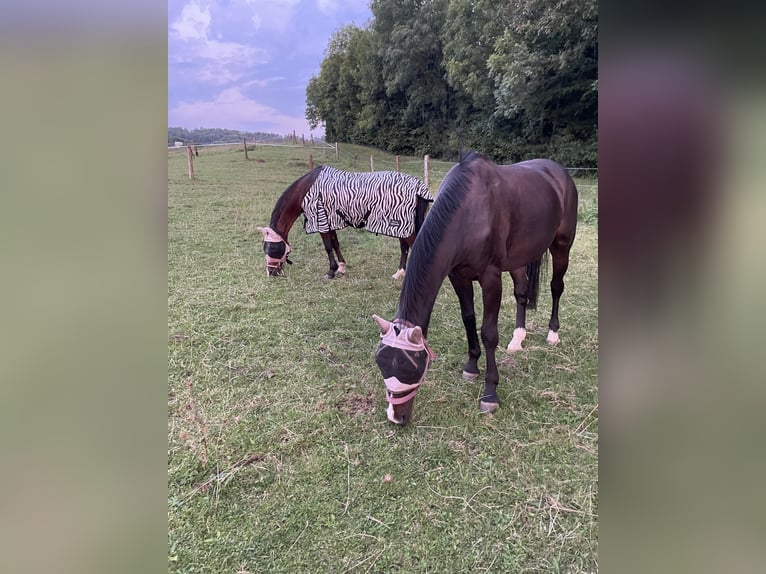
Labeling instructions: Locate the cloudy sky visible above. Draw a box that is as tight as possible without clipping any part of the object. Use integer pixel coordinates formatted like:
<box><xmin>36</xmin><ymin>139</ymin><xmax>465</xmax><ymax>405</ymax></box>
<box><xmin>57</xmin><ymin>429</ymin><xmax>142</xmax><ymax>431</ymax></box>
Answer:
<box><xmin>168</xmin><ymin>0</ymin><xmax>372</xmax><ymax>138</ymax></box>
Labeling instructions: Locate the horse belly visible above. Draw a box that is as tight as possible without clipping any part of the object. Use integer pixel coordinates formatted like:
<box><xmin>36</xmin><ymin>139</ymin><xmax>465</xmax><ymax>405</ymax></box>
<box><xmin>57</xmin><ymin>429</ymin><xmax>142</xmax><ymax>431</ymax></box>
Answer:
<box><xmin>502</xmin><ymin>219</ymin><xmax>559</xmax><ymax>270</ymax></box>
<box><xmin>366</xmin><ymin>201</ymin><xmax>415</xmax><ymax>238</ymax></box>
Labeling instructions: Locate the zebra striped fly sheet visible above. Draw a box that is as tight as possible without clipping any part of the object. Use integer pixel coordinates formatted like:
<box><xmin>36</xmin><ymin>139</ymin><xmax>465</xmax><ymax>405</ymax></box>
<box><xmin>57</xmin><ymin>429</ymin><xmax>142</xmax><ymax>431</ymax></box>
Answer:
<box><xmin>302</xmin><ymin>167</ymin><xmax>432</xmax><ymax>238</ymax></box>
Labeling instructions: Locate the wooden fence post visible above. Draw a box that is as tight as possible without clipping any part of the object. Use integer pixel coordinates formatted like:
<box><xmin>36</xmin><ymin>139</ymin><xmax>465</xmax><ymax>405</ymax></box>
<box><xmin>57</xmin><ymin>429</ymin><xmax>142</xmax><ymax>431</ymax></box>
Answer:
<box><xmin>335</xmin><ymin>142</ymin><xmax>339</xmax><ymax>161</ymax></box>
<box><xmin>309</xmin><ymin>154</ymin><xmax>314</xmax><ymax>170</ymax></box>
<box><xmin>310</xmin><ymin>134</ymin><xmax>314</xmax><ymax>148</ymax></box>
<box><xmin>424</xmin><ymin>154</ymin><xmax>430</xmax><ymax>189</ymax></box>
<box><xmin>187</xmin><ymin>146</ymin><xmax>194</xmax><ymax>180</ymax></box>
<box><xmin>301</xmin><ymin>135</ymin><xmax>305</xmax><ymax>146</ymax></box>
<box><xmin>293</xmin><ymin>130</ymin><xmax>297</xmax><ymax>144</ymax></box>
<box><xmin>396</xmin><ymin>155</ymin><xmax>400</xmax><ymax>171</ymax></box>
<box><xmin>370</xmin><ymin>155</ymin><xmax>375</xmax><ymax>172</ymax></box>
<box><xmin>243</xmin><ymin>138</ymin><xmax>249</xmax><ymax>160</ymax></box>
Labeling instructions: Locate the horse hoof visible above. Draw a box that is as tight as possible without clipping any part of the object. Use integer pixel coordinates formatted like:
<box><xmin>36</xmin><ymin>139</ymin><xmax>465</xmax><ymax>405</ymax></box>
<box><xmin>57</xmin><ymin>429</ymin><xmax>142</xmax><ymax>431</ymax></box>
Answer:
<box><xmin>546</xmin><ymin>330</ymin><xmax>560</xmax><ymax>345</ymax></box>
<box><xmin>479</xmin><ymin>401</ymin><xmax>499</xmax><ymax>414</ymax></box>
<box><xmin>391</xmin><ymin>269</ymin><xmax>405</xmax><ymax>280</ymax></box>
<box><xmin>324</xmin><ymin>273</ymin><xmax>334</xmax><ymax>280</ymax></box>
<box><xmin>462</xmin><ymin>370</ymin><xmax>479</xmax><ymax>381</ymax></box>
<box><xmin>337</xmin><ymin>263</ymin><xmax>346</xmax><ymax>274</ymax></box>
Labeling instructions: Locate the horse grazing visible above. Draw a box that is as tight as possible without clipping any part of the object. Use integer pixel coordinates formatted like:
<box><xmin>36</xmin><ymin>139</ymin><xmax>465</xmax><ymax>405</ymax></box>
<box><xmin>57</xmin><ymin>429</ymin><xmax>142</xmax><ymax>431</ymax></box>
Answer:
<box><xmin>257</xmin><ymin>166</ymin><xmax>432</xmax><ymax>279</ymax></box>
<box><xmin>373</xmin><ymin>151</ymin><xmax>578</xmax><ymax>425</ymax></box>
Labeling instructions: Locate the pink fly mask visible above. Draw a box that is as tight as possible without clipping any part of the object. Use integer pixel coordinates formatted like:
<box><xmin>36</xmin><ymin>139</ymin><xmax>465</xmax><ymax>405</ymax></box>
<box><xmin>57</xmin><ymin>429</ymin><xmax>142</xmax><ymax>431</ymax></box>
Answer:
<box><xmin>373</xmin><ymin>315</ymin><xmax>436</xmax><ymax>406</ymax></box>
<box><xmin>257</xmin><ymin>226</ymin><xmax>292</xmax><ymax>276</ymax></box>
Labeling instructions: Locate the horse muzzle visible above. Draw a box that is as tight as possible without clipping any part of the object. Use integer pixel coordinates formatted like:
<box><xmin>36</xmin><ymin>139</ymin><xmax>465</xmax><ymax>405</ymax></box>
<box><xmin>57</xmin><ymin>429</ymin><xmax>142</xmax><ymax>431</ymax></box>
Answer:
<box><xmin>384</xmin><ymin>377</ymin><xmax>420</xmax><ymax>425</ymax></box>
<box><xmin>265</xmin><ymin>254</ymin><xmax>288</xmax><ymax>277</ymax></box>
<box><xmin>386</xmin><ymin>402</ymin><xmax>413</xmax><ymax>425</ymax></box>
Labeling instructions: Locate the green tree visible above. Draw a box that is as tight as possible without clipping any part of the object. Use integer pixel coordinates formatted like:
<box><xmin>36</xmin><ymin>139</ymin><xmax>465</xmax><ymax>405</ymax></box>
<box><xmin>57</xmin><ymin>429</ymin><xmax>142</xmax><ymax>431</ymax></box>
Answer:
<box><xmin>306</xmin><ymin>0</ymin><xmax>598</xmax><ymax>166</ymax></box>
<box><xmin>488</xmin><ymin>0</ymin><xmax>597</xmax><ymax>154</ymax></box>
<box><xmin>306</xmin><ymin>25</ymin><xmax>365</xmax><ymax>142</ymax></box>
<box><xmin>440</xmin><ymin>0</ymin><xmax>509</xmax><ymax>155</ymax></box>
<box><xmin>371</xmin><ymin>0</ymin><xmax>453</xmax><ymax>155</ymax></box>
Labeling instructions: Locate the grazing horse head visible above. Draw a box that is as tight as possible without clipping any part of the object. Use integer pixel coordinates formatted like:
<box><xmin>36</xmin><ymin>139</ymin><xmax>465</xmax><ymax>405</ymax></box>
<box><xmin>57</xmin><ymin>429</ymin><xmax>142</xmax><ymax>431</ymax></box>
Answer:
<box><xmin>257</xmin><ymin>226</ymin><xmax>292</xmax><ymax>277</ymax></box>
<box><xmin>373</xmin><ymin>315</ymin><xmax>435</xmax><ymax>425</ymax></box>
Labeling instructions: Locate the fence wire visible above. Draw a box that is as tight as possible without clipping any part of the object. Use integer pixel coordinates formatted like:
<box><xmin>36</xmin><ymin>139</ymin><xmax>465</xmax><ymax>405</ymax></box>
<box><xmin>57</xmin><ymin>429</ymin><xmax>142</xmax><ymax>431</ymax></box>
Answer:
<box><xmin>168</xmin><ymin>141</ymin><xmax>597</xmax><ymax>182</ymax></box>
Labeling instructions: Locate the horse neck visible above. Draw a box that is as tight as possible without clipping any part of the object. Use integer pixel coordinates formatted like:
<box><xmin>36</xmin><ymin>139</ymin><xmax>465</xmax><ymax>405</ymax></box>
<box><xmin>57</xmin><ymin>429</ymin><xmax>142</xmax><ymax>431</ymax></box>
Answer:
<box><xmin>396</xmin><ymin>248</ymin><xmax>456</xmax><ymax>338</ymax></box>
<box><xmin>270</xmin><ymin>170</ymin><xmax>316</xmax><ymax>239</ymax></box>
<box><xmin>271</xmin><ymin>204</ymin><xmax>300</xmax><ymax>240</ymax></box>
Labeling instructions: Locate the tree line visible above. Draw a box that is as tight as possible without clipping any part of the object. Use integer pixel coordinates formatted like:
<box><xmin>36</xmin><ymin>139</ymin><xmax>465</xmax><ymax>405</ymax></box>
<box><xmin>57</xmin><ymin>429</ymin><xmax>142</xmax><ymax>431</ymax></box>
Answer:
<box><xmin>167</xmin><ymin>127</ymin><xmax>285</xmax><ymax>146</ymax></box>
<box><xmin>306</xmin><ymin>0</ymin><xmax>597</xmax><ymax>167</ymax></box>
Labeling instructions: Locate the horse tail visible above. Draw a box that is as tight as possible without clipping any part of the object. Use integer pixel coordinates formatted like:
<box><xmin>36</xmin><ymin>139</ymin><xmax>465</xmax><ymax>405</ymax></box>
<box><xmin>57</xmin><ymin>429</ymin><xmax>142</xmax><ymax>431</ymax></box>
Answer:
<box><xmin>525</xmin><ymin>251</ymin><xmax>549</xmax><ymax>311</ymax></box>
<box><xmin>414</xmin><ymin>195</ymin><xmax>431</xmax><ymax>236</ymax></box>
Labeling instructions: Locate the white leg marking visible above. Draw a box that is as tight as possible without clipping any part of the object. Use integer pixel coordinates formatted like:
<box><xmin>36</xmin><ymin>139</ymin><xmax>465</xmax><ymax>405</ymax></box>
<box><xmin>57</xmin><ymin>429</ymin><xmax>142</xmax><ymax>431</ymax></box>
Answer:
<box><xmin>507</xmin><ymin>327</ymin><xmax>526</xmax><ymax>352</ymax></box>
<box><xmin>391</xmin><ymin>268</ymin><xmax>405</xmax><ymax>280</ymax></box>
<box><xmin>547</xmin><ymin>330</ymin><xmax>560</xmax><ymax>346</ymax></box>
<box><xmin>337</xmin><ymin>262</ymin><xmax>346</xmax><ymax>274</ymax></box>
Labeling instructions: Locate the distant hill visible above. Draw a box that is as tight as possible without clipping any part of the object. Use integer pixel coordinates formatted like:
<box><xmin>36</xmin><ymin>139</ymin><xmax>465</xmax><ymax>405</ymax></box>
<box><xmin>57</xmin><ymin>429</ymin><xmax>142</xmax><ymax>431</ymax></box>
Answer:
<box><xmin>168</xmin><ymin>127</ymin><xmax>290</xmax><ymax>146</ymax></box>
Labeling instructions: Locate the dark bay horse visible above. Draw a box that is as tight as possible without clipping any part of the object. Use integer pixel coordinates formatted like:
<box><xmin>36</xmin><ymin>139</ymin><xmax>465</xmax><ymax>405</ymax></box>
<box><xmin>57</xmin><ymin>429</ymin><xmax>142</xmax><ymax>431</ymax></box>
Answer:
<box><xmin>373</xmin><ymin>152</ymin><xmax>578</xmax><ymax>425</ymax></box>
<box><xmin>257</xmin><ymin>166</ymin><xmax>432</xmax><ymax>279</ymax></box>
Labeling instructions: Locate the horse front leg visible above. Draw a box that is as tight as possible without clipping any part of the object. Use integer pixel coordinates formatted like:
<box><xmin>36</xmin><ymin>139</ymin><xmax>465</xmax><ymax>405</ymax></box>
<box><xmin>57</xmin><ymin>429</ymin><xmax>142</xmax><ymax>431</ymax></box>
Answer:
<box><xmin>448</xmin><ymin>273</ymin><xmax>481</xmax><ymax>380</ymax></box>
<box><xmin>329</xmin><ymin>230</ymin><xmax>346</xmax><ymax>274</ymax></box>
<box><xmin>478</xmin><ymin>271</ymin><xmax>503</xmax><ymax>413</ymax></box>
<box><xmin>507</xmin><ymin>266</ymin><xmax>529</xmax><ymax>352</ymax></box>
<box><xmin>391</xmin><ymin>235</ymin><xmax>414</xmax><ymax>280</ymax></box>
<box><xmin>320</xmin><ymin>232</ymin><xmax>339</xmax><ymax>279</ymax></box>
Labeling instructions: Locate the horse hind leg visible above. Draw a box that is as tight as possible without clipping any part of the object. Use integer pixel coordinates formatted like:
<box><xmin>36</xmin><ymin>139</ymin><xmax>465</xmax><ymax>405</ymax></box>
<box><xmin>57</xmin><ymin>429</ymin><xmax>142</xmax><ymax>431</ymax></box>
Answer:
<box><xmin>391</xmin><ymin>236</ymin><xmax>413</xmax><ymax>280</ymax></box>
<box><xmin>506</xmin><ymin>267</ymin><xmax>529</xmax><ymax>352</ymax></box>
<box><xmin>547</xmin><ymin>239</ymin><xmax>573</xmax><ymax>345</ymax></box>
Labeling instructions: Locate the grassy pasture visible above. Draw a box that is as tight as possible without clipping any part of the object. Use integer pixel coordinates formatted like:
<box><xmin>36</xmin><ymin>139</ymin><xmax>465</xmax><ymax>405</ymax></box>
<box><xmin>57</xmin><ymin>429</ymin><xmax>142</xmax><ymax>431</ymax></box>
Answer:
<box><xmin>168</xmin><ymin>143</ymin><xmax>598</xmax><ymax>573</ymax></box>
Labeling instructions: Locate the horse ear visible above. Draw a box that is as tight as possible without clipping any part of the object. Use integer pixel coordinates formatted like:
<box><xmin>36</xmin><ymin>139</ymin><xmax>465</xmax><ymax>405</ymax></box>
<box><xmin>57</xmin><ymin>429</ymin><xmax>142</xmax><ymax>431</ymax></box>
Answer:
<box><xmin>373</xmin><ymin>314</ymin><xmax>391</xmax><ymax>334</ymax></box>
<box><xmin>407</xmin><ymin>326</ymin><xmax>423</xmax><ymax>345</ymax></box>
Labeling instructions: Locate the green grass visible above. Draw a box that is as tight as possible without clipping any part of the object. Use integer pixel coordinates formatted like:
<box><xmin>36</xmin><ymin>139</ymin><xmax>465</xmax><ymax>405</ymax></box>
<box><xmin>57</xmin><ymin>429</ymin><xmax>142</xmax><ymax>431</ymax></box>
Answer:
<box><xmin>168</xmin><ymin>144</ymin><xmax>598</xmax><ymax>573</ymax></box>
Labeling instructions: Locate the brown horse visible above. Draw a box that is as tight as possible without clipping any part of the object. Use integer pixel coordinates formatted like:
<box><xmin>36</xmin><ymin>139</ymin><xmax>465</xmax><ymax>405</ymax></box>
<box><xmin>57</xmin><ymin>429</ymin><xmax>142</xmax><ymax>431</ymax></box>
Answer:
<box><xmin>373</xmin><ymin>151</ymin><xmax>578</xmax><ymax>425</ymax></box>
<box><xmin>257</xmin><ymin>166</ymin><xmax>432</xmax><ymax>279</ymax></box>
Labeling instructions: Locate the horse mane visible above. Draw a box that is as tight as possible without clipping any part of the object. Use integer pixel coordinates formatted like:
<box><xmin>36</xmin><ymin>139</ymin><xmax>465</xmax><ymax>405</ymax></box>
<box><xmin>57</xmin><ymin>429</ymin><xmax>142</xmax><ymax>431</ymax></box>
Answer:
<box><xmin>269</xmin><ymin>166</ymin><xmax>324</xmax><ymax>232</ymax></box>
<box><xmin>399</xmin><ymin>151</ymin><xmax>488</xmax><ymax>324</ymax></box>
<box><xmin>415</xmin><ymin>150</ymin><xmax>489</xmax><ymax>253</ymax></box>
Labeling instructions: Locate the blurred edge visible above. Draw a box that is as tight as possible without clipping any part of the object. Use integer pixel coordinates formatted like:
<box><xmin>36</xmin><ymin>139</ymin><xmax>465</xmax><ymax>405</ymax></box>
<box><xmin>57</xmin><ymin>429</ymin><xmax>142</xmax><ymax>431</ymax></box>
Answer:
<box><xmin>600</xmin><ymin>1</ymin><xmax>766</xmax><ymax>573</ymax></box>
<box><xmin>0</xmin><ymin>6</ymin><xmax>167</xmax><ymax>574</ymax></box>
<box><xmin>2</xmin><ymin>1</ymin><xmax>766</xmax><ymax>573</ymax></box>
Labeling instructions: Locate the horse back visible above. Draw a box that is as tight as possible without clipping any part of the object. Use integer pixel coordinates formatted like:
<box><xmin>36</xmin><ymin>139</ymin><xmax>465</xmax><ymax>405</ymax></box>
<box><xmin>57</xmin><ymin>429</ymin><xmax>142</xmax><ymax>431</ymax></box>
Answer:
<box><xmin>488</xmin><ymin>159</ymin><xmax>577</xmax><ymax>269</ymax></box>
